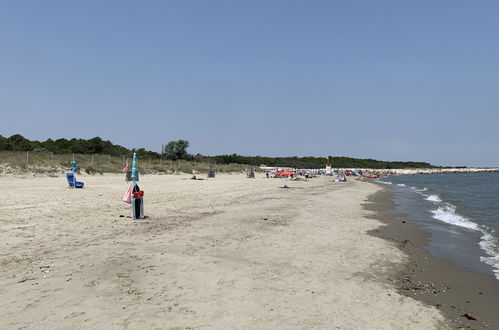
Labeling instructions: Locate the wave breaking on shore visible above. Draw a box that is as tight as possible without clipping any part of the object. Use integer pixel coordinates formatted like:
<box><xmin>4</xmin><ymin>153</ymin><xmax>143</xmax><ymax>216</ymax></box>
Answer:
<box><xmin>378</xmin><ymin>178</ymin><xmax>499</xmax><ymax>280</ymax></box>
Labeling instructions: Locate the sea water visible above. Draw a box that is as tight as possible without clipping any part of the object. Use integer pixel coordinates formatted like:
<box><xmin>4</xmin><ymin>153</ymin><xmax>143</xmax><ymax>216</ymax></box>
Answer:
<box><xmin>378</xmin><ymin>172</ymin><xmax>499</xmax><ymax>280</ymax></box>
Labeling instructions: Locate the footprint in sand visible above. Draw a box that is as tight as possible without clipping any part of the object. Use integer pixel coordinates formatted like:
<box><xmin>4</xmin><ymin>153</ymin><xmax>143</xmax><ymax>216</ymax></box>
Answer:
<box><xmin>64</xmin><ymin>311</ymin><xmax>86</xmax><ymax>319</ymax></box>
<box><xmin>24</xmin><ymin>302</ymin><xmax>37</xmax><ymax>309</ymax></box>
<box><xmin>216</xmin><ymin>278</ymin><xmax>235</xmax><ymax>289</ymax></box>
<box><xmin>178</xmin><ymin>307</ymin><xmax>196</xmax><ymax>315</ymax></box>
<box><xmin>84</xmin><ymin>279</ymin><xmax>100</xmax><ymax>287</ymax></box>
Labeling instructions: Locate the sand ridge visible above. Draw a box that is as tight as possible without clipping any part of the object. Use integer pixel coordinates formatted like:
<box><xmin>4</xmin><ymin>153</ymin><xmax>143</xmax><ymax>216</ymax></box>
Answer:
<box><xmin>0</xmin><ymin>173</ymin><xmax>446</xmax><ymax>329</ymax></box>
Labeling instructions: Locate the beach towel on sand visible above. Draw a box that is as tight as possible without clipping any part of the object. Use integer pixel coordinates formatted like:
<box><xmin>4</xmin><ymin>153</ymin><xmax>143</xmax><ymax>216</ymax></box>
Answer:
<box><xmin>122</xmin><ymin>185</ymin><xmax>134</xmax><ymax>204</ymax></box>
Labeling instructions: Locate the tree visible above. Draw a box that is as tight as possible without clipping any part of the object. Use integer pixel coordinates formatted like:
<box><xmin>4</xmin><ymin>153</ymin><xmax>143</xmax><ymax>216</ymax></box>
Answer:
<box><xmin>163</xmin><ymin>140</ymin><xmax>191</xmax><ymax>160</ymax></box>
<box><xmin>0</xmin><ymin>135</ymin><xmax>11</xmax><ymax>151</ymax></box>
<box><xmin>7</xmin><ymin>134</ymin><xmax>33</xmax><ymax>151</ymax></box>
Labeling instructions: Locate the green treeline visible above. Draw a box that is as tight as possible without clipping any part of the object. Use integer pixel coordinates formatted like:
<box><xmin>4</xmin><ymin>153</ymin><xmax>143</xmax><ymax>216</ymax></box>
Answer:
<box><xmin>0</xmin><ymin>134</ymin><xmax>435</xmax><ymax>169</ymax></box>
<box><xmin>0</xmin><ymin>134</ymin><xmax>159</xmax><ymax>158</ymax></box>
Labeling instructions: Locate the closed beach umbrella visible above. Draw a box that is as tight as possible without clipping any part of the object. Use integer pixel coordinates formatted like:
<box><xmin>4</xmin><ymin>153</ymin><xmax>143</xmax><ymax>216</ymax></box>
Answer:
<box><xmin>122</xmin><ymin>154</ymin><xmax>137</xmax><ymax>204</ymax></box>
<box><xmin>131</xmin><ymin>152</ymin><xmax>139</xmax><ymax>184</ymax></box>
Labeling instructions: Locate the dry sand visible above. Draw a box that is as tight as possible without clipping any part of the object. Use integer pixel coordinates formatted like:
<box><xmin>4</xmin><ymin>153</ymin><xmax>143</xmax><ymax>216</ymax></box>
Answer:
<box><xmin>0</xmin><ymin>173</ymin><xmax>446</xmax><ymax>329</ymax></box>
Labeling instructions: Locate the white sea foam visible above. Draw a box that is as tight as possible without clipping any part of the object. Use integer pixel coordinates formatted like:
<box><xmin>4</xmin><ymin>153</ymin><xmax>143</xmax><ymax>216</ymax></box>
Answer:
<box><xmin>377</xmin><ymin>180</ymin><xmax>392</xmax><ymax>185</ymax></box>
<box><xmin>411</xmin><ymin>186</ymin><xmax>428</xmax><ymax>193</ymax></box>
<box><xmin>396</xmin><ymin>183</ymin><xmax>406</xmax><ymax>187</ymax></box>
<box><xmin>479</xmin><ymin>232</ymin><xmax>497</xmax><ymax>253</ymax></box>
<box><xmin>479</xmin><ymin>233</ymin><xmax>499</xmax><ymax>280</ymax></box>
<box><xmin>425</xmin><ymin>194</ymin><xmax>442</xmax><ymax>203</ymax></box>
<box><xmin>431</xmin><ymin>205</ymin><xmax>499</xmax><ymax>280</ymax></box>
<box><xmin>431</xmin><ymin>205</ymin><xmax>480</xmax><ymax>231</ymax></box>
<box><xmin>481</xmin><ymin>255</ymin><xmax>499</xmax><ymax>280</ymax></box>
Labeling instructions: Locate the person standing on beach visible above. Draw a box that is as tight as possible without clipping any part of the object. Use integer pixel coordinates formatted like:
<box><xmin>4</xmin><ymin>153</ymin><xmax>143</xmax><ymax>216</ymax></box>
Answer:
<box><xmin>123</xmin><ymin>163</ymin><xmax>130</xmax><ymax>182</ymax></box>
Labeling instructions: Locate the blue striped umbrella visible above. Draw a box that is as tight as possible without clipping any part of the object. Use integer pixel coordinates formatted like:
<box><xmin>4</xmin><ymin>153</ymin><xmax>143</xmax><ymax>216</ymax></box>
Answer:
<box><xmin>131</xmin><ymin>152</ymin><xmax>139</xmax><ymax>184</ymax></box>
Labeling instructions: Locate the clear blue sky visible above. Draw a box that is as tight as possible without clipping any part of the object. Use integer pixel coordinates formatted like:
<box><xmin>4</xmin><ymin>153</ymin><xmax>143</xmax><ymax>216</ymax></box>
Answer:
<box><xmin>1</xmin><ymin>1</ymin><xmax>498</xmax><ymax>167</ymax></box>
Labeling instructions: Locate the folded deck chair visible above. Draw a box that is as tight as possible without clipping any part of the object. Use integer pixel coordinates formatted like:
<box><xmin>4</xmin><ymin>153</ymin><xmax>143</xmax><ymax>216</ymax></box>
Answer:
<box><xmin>66</xmin><ymin>173</ymin><xmax>84</xmax><ymax>188</ymax></box>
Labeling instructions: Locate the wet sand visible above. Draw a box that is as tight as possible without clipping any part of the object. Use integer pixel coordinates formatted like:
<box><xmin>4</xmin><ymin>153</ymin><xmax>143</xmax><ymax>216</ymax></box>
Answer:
<box><xmin>365</xmin><ymin>186</ymin><xmax>499</xmax><ymax>329</ymax></box>
<box><xmin>0</xmin><ymin>173</ymin><xmax>449</xmax><ymax>329</ymax></box>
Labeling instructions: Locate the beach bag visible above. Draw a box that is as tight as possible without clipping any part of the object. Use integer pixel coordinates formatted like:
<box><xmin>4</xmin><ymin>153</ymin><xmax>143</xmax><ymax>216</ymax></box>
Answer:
<box><xmin>122</xmin><ymin>185</ymin><xmax>134</xmax><ymax>204</ymax></box>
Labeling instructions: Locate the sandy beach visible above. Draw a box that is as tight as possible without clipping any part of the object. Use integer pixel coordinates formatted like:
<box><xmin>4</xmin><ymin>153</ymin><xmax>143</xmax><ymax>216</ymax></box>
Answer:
<box><xmin>1</xmin><ymin>173</ymin><xmax>447</xmax><ymax>329</ymax></box>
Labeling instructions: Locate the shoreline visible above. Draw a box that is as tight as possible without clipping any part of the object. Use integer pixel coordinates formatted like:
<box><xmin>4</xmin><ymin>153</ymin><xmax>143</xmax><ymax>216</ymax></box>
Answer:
<box><xmin>364</xmin><ymin>185</ymin><xmax>499</xmax><ymax>329</ymax></box>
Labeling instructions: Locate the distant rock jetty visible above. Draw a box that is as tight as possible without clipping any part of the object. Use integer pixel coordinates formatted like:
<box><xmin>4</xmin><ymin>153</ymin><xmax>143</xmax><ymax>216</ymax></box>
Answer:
<box><xmin>393</xmin><ymin>168</ymin><xmax>499</xmax><ymax>175</ymax></box>
<box><xmin>334</xmin><ymin>167</ymin><xmax>499</xmax><ymax>177</ymax></box>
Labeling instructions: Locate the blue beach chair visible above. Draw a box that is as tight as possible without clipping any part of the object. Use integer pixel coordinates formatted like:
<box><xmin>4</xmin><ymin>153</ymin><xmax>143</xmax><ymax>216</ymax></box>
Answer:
<box><xmin>66</xmin><ymin>173</ymin><xmax>84</xmax><ymax>188</ymax></box>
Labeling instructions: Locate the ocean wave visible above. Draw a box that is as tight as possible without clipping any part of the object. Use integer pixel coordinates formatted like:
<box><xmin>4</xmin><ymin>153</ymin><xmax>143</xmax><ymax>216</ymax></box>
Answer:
<box><xmin>396</xmin><ymin>183</ymin><xmax>406</xmax><ymax>187</ymax></box>
<box><xmin>425</xmin><ymin>194</ymin><xmax>442</xmax><ymax>203</ymax></box>
<box><xmin>481</xmin><ymin>255</ymin><xmax>499</xmax><ymax>280</ymax></box>
<box><xmin>410</xmin><ymin>186</ymin><xmax>428</xmax><ymax>193</ymax></box>
<box><xmin>431</xmin><ymin>205</ymin><xmax>499</xmax><ymax>280</ymax></box>
<box><xmin>479</xmin><ymin>233</ymin><xmax>499</xmax><ymax>280</ymax></box>
<box><xmin>430</xmin><ymin>205</ymin><xmax>480</xmax><ymax>231</ymax></box>
<box><xmin>377</xmin><ymin>180</ymin><xmax>392</xmax><ymax>185</ymax></box>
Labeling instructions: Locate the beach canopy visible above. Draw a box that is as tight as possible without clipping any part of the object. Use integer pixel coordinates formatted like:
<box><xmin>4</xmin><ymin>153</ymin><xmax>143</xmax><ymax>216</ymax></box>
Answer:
<box><xmin>277</xmin><ymin>170</ymin><xmax>295</xmax><ymax>176</ymax></box>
